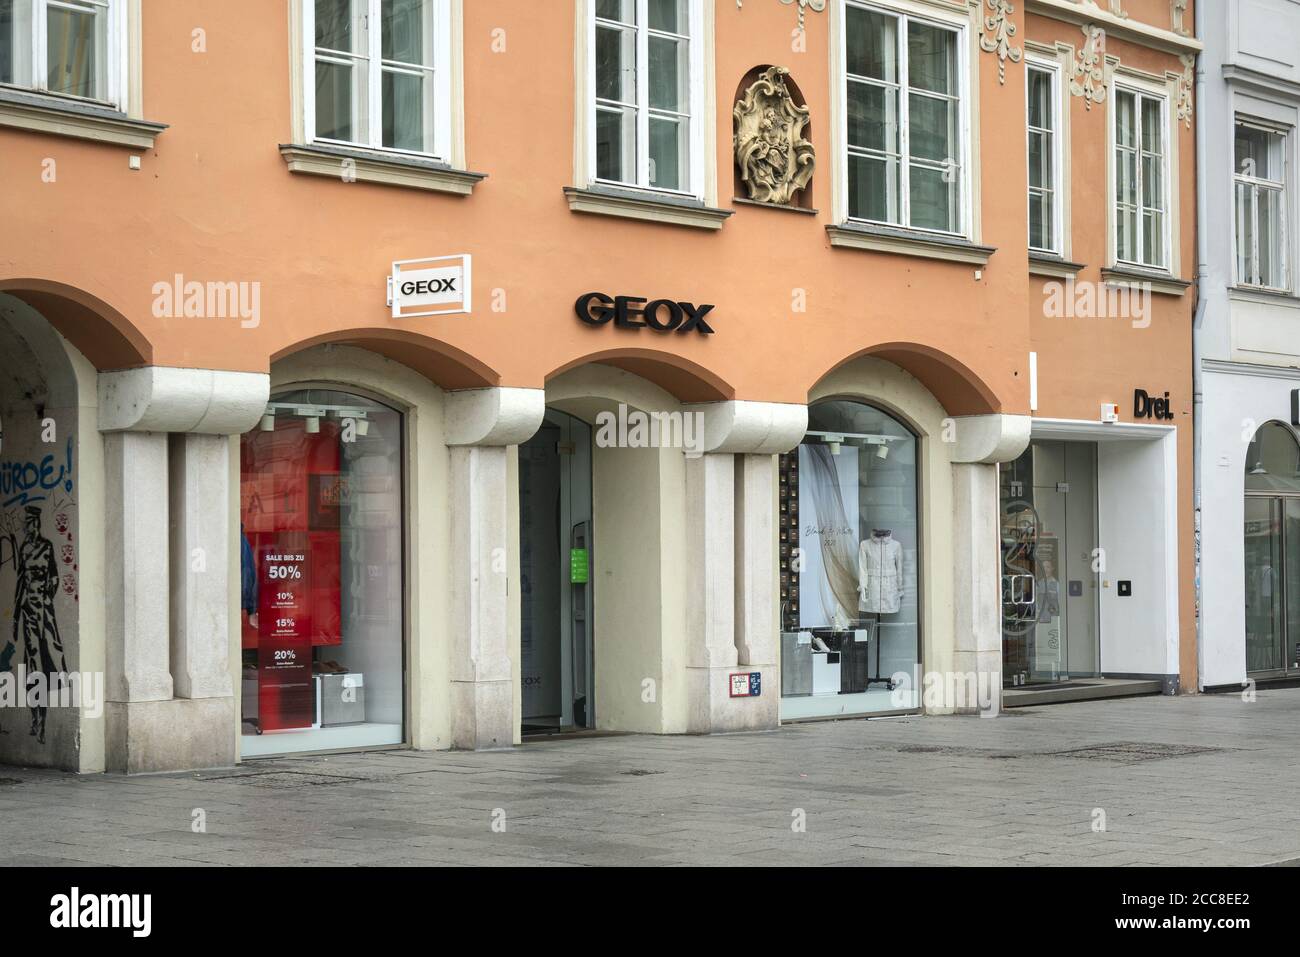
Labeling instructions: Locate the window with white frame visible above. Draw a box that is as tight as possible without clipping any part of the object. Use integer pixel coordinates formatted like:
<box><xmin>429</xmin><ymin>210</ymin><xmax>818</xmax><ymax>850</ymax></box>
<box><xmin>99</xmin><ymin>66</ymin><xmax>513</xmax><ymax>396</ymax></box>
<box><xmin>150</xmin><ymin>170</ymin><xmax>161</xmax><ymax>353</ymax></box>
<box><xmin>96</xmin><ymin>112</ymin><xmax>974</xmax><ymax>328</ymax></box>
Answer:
<box><xmin>591</xmin><ymin>0</ymin><xmax>701</xmax><ymax>195</ymax></box>
<box><xmin>305</xmin><ymin>0</ymin><xmax>451</xmax><ymax>159</ymax></box>
<box><xmin>1026</xmin><ymin>61</ymin><xmax>1060</xmax><ymax>253</ymax></box>
<box><xmin>1113</xmin><ymin>86</ymin><xmax>1169</xmax><ymax>269</ymax></box>
<box><xmin>1234</xmin><ymin>120</ymin><xmax>1289</xmax><ymax>290</ymax></box>
<box><xmin>0</xmin><ymin>0</ymin><xmax>126</xmax><ymax>106</ymax></box>
<box><xmin>844</xmin><ymin>2</ymin><xmax>965</xmax><ymax>234</ymax></box>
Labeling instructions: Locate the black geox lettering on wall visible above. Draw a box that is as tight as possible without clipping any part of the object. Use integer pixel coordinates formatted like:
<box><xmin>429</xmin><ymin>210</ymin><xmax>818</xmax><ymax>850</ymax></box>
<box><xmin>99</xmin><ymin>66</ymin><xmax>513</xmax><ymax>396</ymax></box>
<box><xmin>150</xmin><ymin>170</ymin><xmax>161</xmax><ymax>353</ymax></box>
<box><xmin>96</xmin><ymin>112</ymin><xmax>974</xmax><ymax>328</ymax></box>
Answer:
<box><xmin>400</xmin><ymin>278</ymin><xmax>457</xmax><ymax>296</ymax></box>
<box><xmin>1133</xmin><ymin>389</ymin><xmax>1175</xmax><ymax>421</ymax></box>
<box><xmin>575</xmin><ymin>293</ymin><xmax>716</xmax><ymax>335</ymax></box>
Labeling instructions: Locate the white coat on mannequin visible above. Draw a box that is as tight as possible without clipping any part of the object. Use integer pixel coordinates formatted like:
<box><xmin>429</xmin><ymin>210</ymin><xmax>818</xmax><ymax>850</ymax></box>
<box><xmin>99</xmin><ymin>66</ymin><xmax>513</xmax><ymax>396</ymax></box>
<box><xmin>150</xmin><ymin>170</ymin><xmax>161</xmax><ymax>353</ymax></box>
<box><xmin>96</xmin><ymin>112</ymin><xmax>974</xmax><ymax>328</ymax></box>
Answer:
<box><xmin>858</xmin><ymin>532</ymin><xmax>903</xmax><ymax>614</ymax></box>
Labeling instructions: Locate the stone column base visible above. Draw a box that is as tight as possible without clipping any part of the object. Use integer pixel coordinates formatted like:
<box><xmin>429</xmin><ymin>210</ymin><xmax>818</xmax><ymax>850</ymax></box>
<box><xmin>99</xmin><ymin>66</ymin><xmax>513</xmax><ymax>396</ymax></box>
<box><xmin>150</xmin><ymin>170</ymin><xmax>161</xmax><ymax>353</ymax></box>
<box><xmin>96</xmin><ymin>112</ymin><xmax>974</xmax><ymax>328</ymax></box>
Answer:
<box><xmin>449</xmin><ymin>678</ymin><xmax>514</xmax><ymax>751</ymax></box>
<box><xmin>686</xmin><ymin>664</ymin><xmax>779</xmax><ymax>733</ymax></box>
<box><xmin>105</xmin><ymin>698</ymin><xmax>236</xmax><ymax>774</ymax></box>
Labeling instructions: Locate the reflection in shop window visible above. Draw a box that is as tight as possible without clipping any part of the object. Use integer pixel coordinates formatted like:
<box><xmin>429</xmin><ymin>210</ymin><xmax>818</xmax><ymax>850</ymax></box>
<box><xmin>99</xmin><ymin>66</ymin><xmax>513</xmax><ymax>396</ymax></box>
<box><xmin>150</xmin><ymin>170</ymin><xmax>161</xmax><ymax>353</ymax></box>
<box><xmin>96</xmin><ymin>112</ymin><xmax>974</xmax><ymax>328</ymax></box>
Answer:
<box><xmin>239</xmin><ymin>390</ymin><xmax>405</xmax><ymax>757</ymax></box>
<box><xmin>779</xmin><ymin>401</ymin><xmax>921</xmax><ymax>718</ymax></box>
<box><xmin>308</xmin><ymin>0</ymin><xmax>451</xmax><ymax>158</ymax></box>
<box><xmin>592</xmin><ymin>0</ymin><xmax>701</xmax><ymax>195</ymax></box>
<box><xmin>844</xmin><ymin>1</ymin><xmax>965</xmax><ymax>234</ymax></box>
<box><xmin>1026</xmin><ymin>60</ymin><xmax>1060</xmax><ymax>254</ymax></box>
<box><xmin>1234</xmin><ymin>120</ymin><xmax>1289</xmax><ymax>291</ymax></box>
<box><xmin>0</xmin><ymin>0</ymin><xmax>121</xmax><ymax>105</ymax></box>
<box><xmin>1113</xmin><ymin>86</ymin><xmax>1169</xmax><ymax>269</ymax></box>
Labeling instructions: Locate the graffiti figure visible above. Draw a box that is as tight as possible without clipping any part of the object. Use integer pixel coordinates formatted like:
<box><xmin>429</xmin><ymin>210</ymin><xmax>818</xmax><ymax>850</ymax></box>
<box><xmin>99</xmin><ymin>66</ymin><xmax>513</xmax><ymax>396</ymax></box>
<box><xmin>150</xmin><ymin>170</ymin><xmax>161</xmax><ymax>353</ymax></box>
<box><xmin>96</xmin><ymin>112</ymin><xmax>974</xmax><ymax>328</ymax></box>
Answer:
<box><xmin>10</xmin><ymin>505</ymin><xmax>67</xmax><ymax>743</ymax></box>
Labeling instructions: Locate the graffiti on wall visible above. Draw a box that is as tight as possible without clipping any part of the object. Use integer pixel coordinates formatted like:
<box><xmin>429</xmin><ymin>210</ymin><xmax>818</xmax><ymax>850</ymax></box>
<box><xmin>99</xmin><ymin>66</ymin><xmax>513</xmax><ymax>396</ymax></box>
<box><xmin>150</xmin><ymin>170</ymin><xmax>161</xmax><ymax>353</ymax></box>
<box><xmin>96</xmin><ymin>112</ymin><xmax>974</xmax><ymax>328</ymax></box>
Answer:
<box><xmin>0</xmin><ymin>504</ymin><xmax>70</xmax><ymax>743</ymax></box>
<box><xmin>0</xmin><ymin>428</ymin><xmax>76</xmax><ymax>746</ymax></box>
<box><xmin>0</xmin><ymin>437</ymin><xmax>74</xmax><ymax>508</ymax></box>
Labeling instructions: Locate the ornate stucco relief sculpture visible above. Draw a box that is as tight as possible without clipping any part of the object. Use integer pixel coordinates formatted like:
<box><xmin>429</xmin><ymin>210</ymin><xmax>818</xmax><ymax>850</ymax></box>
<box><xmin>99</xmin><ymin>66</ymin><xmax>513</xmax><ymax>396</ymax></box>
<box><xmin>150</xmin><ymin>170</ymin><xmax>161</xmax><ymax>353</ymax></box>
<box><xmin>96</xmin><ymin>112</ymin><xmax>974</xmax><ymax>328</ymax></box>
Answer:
<box><xmin>734</xmin><ymin>66</ymin><xmax>816</xmax><ymax>206</ymax></box>
<box><xmin>1172</xmin><ymin>0</ymin><xmax>1190</xmax><ymax>37</ymax></box>
<box><xmin>1176</xmin><ymin>54</ymin><xmax>1194</xmax><ymax>128</ymax></box>
<box><xmin>979</xmin><ymin>0</ymin><xmax>1022</xmax><ymax>84</ymax></box>
<box><xmin>1069</xmin><ymin>24</ymin><xmax>1108</xmax><ymax>109</ymax></box>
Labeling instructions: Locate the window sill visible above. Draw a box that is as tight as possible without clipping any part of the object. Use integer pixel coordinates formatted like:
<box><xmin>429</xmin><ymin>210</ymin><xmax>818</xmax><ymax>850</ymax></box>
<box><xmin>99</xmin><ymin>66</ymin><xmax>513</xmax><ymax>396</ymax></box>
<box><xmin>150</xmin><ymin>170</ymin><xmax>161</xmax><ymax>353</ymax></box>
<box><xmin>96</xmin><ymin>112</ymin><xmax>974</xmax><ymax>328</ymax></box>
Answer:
<box><xmin>1028</xmin><ymin>251</ymin><xmax>1086</xmax><ymax>279</ymax></box>
<box><xmin>0</xmin><ymin>87</ymin><xmax>166</xmax><ymax>148</ymax></box>
<box><xmin>279</xmin><ymin>142</ymin><xmax>487</xmax><ymax>195</ymax></box>
<box><xmin>1228</xmin><ymin>284</ymin><xmax>1300</xmax><ymax>306</ymax></box>
<box><xmin>826</xmin><ymin>222</ymin><xmax>996</xmax><ymax>265</ymax></box>
<box><xmin>564</xmin><ymin>185</ymin><xmax>734</xmax><ymax>230</ymax></box>
<box><xmin>1101</xmin><ymin>266</ymin><xmax>1192</xmax><ymax>297</ymax></box>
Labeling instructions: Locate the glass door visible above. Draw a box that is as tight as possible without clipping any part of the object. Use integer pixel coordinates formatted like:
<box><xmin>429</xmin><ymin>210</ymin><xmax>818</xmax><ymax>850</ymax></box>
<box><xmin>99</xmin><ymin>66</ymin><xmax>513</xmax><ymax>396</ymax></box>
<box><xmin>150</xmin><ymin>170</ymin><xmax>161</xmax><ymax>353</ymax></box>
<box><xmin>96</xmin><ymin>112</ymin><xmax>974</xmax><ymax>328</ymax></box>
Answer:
<box><xmin>1244</xmin><ymin>497</ymin><xmax>1286</xmax><ymax>674</ymax></box>
<box><xmin>1000</xmin><ymin>441</ymin><xmax>1100</xmax><ymax>687</ymax></box>
<box><xmin>519</xmin><ymin>410</ymin><xmax>595</xmax><ymax>732</ymax></box>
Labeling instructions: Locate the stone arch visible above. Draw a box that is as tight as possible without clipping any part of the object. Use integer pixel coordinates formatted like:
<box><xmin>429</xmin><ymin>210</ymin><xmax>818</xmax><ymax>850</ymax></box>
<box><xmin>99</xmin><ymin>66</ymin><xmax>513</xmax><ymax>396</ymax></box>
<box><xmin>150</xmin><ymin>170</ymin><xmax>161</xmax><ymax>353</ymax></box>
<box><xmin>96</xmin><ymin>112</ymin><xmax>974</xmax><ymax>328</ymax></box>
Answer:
<box><xmin>813</xmin><ymin>342</ymin><xmax>1003</xmax><ymax>417</ymax></box>
<box><xmin>546</xmin><ymin>347</ymin><xmax>733</xmax><ymax>404</ymax></box>
<box><xmin>272</xmin><ymin>328</ymin><xmax>500</xmax><ymax>392</ymax></box>
<box><xmin>0</xmin><ymin>278</ymin><xmax>151</xmax><ymax>370</ymax></box>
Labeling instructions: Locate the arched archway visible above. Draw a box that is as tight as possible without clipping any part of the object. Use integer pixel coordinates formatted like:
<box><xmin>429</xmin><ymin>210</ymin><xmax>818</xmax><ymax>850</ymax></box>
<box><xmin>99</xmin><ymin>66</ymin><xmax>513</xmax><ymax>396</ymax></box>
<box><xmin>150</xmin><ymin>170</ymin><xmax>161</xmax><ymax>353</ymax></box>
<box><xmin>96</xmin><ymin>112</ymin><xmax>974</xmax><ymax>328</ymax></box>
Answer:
<box><xmin>0</xmin><ymin>287</ymin><xmax>114</xmax><ymax>771</ymax></box>
<box><xmin>522</xmin><ymin>358</ymin><xmax>709</xmax><ymax>738</ymax></box>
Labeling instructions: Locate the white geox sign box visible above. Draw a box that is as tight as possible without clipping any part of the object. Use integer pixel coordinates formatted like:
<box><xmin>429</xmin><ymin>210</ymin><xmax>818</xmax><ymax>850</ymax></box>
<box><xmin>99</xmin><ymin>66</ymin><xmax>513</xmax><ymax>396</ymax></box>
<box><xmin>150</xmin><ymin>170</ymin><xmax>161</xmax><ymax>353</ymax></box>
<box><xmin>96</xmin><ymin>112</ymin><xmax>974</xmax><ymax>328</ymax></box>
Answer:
<box><xmin>387</xmin><ymin>254</ymin><xmax>472</xmax><ymax>318</ymax></box>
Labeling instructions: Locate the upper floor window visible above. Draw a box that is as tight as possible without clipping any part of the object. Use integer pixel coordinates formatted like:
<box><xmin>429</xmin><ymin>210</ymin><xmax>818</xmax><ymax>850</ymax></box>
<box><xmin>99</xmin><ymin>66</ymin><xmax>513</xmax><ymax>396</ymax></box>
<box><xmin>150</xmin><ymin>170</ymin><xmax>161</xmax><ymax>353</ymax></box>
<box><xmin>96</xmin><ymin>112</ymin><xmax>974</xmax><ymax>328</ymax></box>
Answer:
<box><xmin>1027</xmin><ymin>61</ymin><xmax>1060</xmax><ymax>254</ymax></box>
<box><xmin>305</xmin><ymin>0</ymin><xmax>451</xmax><ymax>159</ymax></box>
<box><xmin>1113</xmin><ymin>87</ymin><xmax>1169</xmax><ymax>270</ymax></box>
<box><xmin>844</xmin><ymin>2</ymin><xmax>965</xmax><ymax>235</ymax></box>
<box><xmin>0</xmin><ymin>0</ymin><xmax>126</xmax><ymax>107</ymax></box>
<box><xmin>1234</xmin><ymin>120</ymin><xmax>1289</xmax><ymax>290</ymax></box>
<box><xmin>591</xmin><ymin>0</ymin><xmax>703</xmax><ymax>196</ymax></box>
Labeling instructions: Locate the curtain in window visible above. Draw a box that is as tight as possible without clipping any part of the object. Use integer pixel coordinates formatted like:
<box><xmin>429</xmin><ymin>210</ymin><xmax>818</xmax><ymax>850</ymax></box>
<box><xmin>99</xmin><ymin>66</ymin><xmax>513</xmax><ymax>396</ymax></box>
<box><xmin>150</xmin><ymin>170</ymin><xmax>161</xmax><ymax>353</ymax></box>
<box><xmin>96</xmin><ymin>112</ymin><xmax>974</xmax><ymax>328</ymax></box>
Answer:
<box><xmin>46</xmin><ymin>0</ymin><xmax>101</xmax><ymax>99</ymax></box>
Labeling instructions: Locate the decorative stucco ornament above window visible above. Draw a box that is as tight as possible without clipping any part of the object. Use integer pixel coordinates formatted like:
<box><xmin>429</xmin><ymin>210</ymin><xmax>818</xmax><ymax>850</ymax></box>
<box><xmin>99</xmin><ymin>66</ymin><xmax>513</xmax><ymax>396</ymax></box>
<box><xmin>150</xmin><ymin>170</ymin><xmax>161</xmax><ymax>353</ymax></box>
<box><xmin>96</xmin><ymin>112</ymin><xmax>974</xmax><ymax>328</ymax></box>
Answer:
<box><xmin>1070</xmin><ymin>25</ymin><xmax>1108</xmax><ymax>109</ymax></box>
<box><xmin>734</xmin><ymin>66</ymin><xmax>815</xmax><ymax>206</ymax></box>
<box><xmin>735</xmin><ymin>0</ymin><xmax>827</xmax><ymax>33</ymax></box>
<box><xmin>1176</xmin><ymin>54</ymin><xmax>1194</xmax><ymax>128</ymax></box>
<box><xmin>1172</xmin><ymin>0</ymin><xmax>1190</xmax><ymax>37</ymax></box>
<box><xmin>978</xmin><ymin>0</ymin><xmax>1022</xmax><ymax>85</ymax></box>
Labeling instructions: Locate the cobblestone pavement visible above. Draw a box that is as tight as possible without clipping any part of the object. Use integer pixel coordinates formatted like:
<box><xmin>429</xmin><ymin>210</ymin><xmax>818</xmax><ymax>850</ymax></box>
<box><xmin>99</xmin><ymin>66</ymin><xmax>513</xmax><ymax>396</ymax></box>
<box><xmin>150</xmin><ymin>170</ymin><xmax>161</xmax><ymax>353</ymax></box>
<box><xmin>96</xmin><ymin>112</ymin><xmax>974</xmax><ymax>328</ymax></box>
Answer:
<box><xmin>1</xmin><ymin>690</ymin><xmax>1298</xmax><ymax>867</ymax></box>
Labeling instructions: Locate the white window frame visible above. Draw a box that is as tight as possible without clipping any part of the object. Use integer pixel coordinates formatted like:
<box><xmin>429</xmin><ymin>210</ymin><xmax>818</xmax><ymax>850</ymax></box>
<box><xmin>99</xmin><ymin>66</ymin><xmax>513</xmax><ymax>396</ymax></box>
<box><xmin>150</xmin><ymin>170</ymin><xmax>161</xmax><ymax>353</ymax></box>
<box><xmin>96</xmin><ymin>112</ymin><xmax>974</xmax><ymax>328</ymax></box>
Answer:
<box><xmin>839</xmin><ymin>0</ymin><xmax>972</xmax><ymax>238</ymax></box>
<box><xmin>586</xmin><ymin>0</ymin><xmax>706</xmax><ymax>199</ymax></box>
<box><xmin>1110</xmin><ymin>81</ymin><xmax>1171</xmax><ymax>271</ymax></box>
<box><xmin>1</xmin><ymin>0</ymin><xmax>128</xmax><ymax>109</ymax></box>
<box><xmin>1233</xmin><ymin>117</ymin><xmax>1291</xmax><ymax>292</ymax></box>
<box><xmin>301</xmin><ymin>0</ymin><xmax>453</xmax><ymax>162</ymax></box>
<box><xmin>1025</xmin><ymin>56</ymin><xmax>1062</xmax><ymax>255</ymax></box>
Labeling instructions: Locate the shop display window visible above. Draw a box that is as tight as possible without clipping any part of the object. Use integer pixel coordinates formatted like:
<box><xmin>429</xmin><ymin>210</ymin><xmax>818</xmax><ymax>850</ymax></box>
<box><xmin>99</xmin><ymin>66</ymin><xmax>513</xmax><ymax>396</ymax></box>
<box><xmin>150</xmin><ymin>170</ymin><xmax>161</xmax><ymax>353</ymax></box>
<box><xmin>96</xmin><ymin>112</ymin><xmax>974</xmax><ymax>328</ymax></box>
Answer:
<box><xmin>238</xmin><ymin>389</ymin><xmax>405</xmax><ymax>757</ymax></box>
<box><xmin>780</xmin><ymin>400</ymin><xmax>921</xmax><ymax>717</ymax></box>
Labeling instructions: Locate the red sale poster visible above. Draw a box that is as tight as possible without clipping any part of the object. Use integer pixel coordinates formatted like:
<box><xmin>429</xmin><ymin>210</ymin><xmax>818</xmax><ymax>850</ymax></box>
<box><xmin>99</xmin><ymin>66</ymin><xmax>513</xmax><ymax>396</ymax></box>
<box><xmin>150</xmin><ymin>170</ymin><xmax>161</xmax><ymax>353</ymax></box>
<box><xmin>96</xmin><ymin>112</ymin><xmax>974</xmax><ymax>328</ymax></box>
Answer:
<box><xmin>257</xmin><ymin>544</ymin><xmax>314</xmax><ymax>731</ymax></box>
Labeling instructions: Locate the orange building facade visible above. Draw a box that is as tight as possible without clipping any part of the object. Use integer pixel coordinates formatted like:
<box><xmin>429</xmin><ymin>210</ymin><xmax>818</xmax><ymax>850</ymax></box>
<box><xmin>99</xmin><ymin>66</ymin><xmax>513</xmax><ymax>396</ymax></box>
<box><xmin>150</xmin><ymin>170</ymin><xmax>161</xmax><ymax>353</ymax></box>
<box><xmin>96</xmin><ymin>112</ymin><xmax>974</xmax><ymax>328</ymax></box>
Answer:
<box><xmin>0</xmin><ymin>0</ymin><xmax>1198</xmax><ymax>772</ymax></box>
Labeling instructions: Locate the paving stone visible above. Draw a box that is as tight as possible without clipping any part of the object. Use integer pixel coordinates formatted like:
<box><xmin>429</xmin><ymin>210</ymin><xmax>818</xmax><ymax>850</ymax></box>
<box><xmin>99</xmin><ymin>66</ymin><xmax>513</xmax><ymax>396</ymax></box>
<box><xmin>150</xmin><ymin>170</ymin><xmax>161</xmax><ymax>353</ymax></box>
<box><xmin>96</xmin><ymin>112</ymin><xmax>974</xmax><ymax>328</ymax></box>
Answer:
<box><xmin>1</xmin><ymin>693</ymin><xmax>1298</xmax><ymax>865</ymax></box>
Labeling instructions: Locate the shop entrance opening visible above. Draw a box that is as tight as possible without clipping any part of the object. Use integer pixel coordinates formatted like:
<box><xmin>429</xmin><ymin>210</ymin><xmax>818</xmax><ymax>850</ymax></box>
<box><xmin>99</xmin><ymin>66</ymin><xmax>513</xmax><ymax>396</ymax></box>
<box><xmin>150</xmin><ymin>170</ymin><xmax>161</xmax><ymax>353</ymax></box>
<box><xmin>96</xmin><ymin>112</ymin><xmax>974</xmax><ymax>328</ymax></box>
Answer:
<box><xmin>1000</xmin><ymin>440</ymin><xmax>1101</xmax><ymax>687</ymax></box>
<box><xmin>519</xmin><ymin>410</ymin><xmax>595</xmax><ymax>733</ymax></box>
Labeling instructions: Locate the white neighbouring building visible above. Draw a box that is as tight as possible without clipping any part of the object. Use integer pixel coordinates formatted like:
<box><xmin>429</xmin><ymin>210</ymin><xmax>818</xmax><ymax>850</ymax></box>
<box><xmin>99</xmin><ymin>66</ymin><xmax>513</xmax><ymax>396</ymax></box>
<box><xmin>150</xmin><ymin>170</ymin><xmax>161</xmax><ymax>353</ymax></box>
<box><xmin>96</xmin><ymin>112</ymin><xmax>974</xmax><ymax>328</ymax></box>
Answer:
<box><xmin>1196</xmin><ymin>0</ymin><xmax>1300</xmax><ymax>687</ymax></box>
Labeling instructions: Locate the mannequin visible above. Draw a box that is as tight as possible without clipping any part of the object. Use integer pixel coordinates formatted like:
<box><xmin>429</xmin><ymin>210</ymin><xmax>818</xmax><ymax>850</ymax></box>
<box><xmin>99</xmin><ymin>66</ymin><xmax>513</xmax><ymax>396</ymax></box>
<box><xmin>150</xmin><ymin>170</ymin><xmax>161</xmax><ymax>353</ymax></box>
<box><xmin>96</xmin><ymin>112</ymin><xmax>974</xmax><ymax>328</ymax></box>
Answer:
<box><xmin>858</xmin><ymin>530</ymin><xmax>903</xmax><ymax>614</ymax></box>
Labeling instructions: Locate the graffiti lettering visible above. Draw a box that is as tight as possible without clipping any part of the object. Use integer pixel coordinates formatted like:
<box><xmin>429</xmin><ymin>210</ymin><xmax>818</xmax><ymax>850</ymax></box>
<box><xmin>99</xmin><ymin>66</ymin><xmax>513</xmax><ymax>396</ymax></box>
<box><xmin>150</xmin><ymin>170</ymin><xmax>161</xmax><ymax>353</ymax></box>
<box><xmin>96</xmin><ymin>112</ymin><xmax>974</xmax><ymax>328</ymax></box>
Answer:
<box><xmin>0</xmin><ymin>438</ymin><xmax>74</xmax><ymax>507</ymax></box>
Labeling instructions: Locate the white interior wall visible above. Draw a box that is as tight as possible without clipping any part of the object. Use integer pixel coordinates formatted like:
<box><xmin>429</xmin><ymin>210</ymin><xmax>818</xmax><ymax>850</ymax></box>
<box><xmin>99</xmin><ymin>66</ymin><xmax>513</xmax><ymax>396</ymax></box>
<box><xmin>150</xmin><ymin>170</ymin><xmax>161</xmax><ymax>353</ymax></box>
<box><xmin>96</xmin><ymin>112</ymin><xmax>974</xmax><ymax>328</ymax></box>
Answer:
<box><xmin>1091</xmin><ymin>431</ymin><xmax>1180</xmax><ymax>677</ymax></box>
